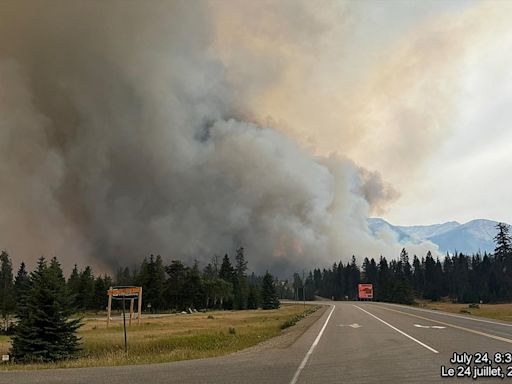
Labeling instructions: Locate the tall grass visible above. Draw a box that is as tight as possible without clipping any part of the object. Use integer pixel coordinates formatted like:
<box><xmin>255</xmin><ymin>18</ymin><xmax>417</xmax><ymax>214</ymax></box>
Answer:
<box><xmin>0</xmin><ymin>304</ymin><xmax>318</xmax><ymax>370</ymax></box>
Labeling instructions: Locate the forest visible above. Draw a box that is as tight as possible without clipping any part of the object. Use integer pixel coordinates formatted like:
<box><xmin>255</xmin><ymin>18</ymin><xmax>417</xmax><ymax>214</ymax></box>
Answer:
<box><xmin>300</xmin><ymin>223</ymin><xmax>512</xmax><ymax>305</ymax></box>
<box><xmin>1</xmin><ymin>223</ymin><xmax>511</xmax><ymax>331</ymax></box>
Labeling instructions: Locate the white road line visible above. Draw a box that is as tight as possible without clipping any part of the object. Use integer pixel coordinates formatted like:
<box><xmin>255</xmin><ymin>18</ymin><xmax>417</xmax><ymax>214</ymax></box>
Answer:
<box><xmin>289</xmin><ymin>305</ymin><xmax>335</xmax><ymax>384</ymax></box>
<box><xmin>373</xmin><ymin>302</ymin><xmax>512</xmax><ymax>327</ymax></box>
<box><xmin>353</xmin><ymin>305</ymin><xmax>439</xmax><ymax>354</ymax></box>
<box><xmin>374</xmin><ymin>305</ymin><xmax>512</xmax><ymax>346</ymax></box>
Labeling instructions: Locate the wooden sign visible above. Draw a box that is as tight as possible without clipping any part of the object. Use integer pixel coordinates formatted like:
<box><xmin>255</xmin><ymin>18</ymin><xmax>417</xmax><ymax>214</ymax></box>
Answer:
<box><xmin>108</xmin><ymin>287</ymin><xmax>141</xmax><ymax>298</ymax></box>
<box><xmin>106</xmin><ymin>286</ymin><xmax>142</xmax><ymax>327</ymax></box>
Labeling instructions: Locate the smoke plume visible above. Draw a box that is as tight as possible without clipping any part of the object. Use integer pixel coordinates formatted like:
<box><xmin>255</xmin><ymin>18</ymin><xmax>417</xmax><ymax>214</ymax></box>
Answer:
<box><xmin>0</xmin><ymin>1</ymin><xmax>442</xmax><ymax>275</ymax></box>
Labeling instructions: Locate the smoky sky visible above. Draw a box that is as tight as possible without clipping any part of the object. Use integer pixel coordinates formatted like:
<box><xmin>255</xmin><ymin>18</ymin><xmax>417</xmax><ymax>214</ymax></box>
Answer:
<box><xmin>0</xmin><ymin>1</ymin><xmax>438</xmax><ymax>275</ymax></box>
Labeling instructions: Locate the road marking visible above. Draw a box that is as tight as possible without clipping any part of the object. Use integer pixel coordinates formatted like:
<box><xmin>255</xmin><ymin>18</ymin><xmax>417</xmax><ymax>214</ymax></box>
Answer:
<box><xmin>374</xmin><ymin>302</ymin><xmax>512</xmax><ymax>328</ymax></box>
<box><xmin>337</xmin><ymin>323</ymin><xmax>361</xmax><ymax>328</ymax></box>
<box><xmin>353</xmin><ymin>305</ymin><xmax>439</xmax><ymax>354</ymax></box>
<box><xmin>414</xmin><ymin>324</ymin><xmax>446</xmax><ymax>329</ymax></box>
<box><xmin>289</xmin><ymin>305</ymin><xmax>335</xmax><ymax>384</ymax></box>
<box><xmin>374</xmin><ymin>305</ymin><xmax>512</xmax><ymax>346</ymax></box>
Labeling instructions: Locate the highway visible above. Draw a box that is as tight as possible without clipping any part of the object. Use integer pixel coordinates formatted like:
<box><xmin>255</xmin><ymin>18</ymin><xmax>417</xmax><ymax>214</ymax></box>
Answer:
<box><xmin>4</xmin><ymin>301</ymin><xmax>512</xmax><ymax>383</ymax></box>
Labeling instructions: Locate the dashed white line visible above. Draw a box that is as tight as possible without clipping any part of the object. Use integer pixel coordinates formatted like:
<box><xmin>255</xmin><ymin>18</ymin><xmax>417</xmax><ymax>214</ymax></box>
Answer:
<box><xmin>289</xmin><ymin>305</ymin><xmax>335</xmax><ymax>384</ymax></box>
<box><xmin>353</xmin><ymin>305</ymin><xmax>439</xmax><ymax>354</ymax></box>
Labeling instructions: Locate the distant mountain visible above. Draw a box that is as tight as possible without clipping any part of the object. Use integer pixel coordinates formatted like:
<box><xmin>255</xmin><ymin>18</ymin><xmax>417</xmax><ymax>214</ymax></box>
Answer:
<box><xmin>368</xmin><ymin>218</ymin><xmax>503</xmax><ymax>255</ymax></box>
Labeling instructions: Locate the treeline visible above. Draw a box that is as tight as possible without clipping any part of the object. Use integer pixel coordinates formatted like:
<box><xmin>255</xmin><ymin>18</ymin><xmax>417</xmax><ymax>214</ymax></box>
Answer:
<box><xmin>0</xmin><ymin>247</ymin><xmax>281</xmax><ymax>362</ymax></box>
<box><xmin>299</xmin><ymin>223</ymin><xmax>512</xmax><ymax>305</ymax></box>
<box><xmin>0</xmin><ymin>247</ymin><xmax>281</xmax><ymax>333</ymax></box>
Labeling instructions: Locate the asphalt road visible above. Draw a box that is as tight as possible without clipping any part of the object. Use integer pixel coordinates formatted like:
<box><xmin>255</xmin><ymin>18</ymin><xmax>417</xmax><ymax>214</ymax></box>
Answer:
<box><xmin>5</xmin><ymin>301</ymin><xmax>512</xmax><ymax>383</ymax></box>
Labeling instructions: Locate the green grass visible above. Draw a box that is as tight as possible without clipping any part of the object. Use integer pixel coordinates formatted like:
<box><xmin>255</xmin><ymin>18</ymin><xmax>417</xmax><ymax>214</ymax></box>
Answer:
<box><xmin>0</xmin><ymin>304</ymin><xmax>318</xmax><ymax>370</ymax></box>
<box><xmin>281</xmin><ymin>306</ymin><xmax>320</xmax><ymax>329</ymax></box>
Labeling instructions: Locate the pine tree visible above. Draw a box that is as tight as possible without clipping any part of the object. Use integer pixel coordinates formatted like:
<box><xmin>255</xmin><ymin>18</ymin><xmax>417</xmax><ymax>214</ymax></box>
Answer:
<box><xmin>14</xmin><ymin>262</ymin><xmax>30</xmax><ymax>318</ymax></box>
<box><xmin>0</xmin><ymin>251</ymin><xmax>15</xmax><ymax>332</ymax></box>
<box><xmin>67</xmin><ymin>264</ymin><xmax>81</xmax><ymax>309</ymax></box>
<box><xmin>261</xmin><ymin>271</ymin><xmax>280</xmax><ymax>309</ymax></box>
<box><xmin>165</xmin><ymin>260</ymin><xmax>188</xmax><ymax>310</ymax></box>
<box><xmin>234</xmin><ymin>247</ymin><xmax>249</xmax><ymax>310</ymax></box>
<box><xmin>494</xmin><ymin>222</ymin><xmax>512</xmax><ymax>262</ymax></box>
<box><xmin>78</xmin><ymin>266</ymin><xmax>95</xmax><ymax>310</ymax></box>
<box><xmin>183</xmin><ymin>261</ymin><xmax>204</xmax><ymax>309</ymax></box>
<box><xmin>247</xmin><ymin>284</ymin><xmax>260</xmax><ymax>309</ymax></box>
<box><xmin>135</xmin><ymin>255</ymin><xmax>167</xmax><ymax>312</ymax></box>
<box><xmin>93</xmin><ymin>275</ymin><xmax>112</xmax><ymax>311</ymax></box>
<box><xmin>219</xmin><ymin>254</ymin><xmax>235</xmax><ymax>309</ymax></box>
<box><xmin>11</xmin><ymin>257</ymin><xmax>82</xmax><ymax>362</ymax></box>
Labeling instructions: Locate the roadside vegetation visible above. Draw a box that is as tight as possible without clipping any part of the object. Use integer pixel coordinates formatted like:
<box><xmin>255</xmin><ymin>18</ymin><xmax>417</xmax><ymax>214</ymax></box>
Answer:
<box><xmin>417</xmin><ymin>301</ymin><xmax>512</xmax><ymax>323</ymax></box>
<box><xmin>0</xmin><ymin>304</ymin><xmax>317</xmax><ymax>370</ymax></box>
<box><xmin>0</xmin><ymin>247</ymin><xmax>284</xmax><ymax>365</ymax></box>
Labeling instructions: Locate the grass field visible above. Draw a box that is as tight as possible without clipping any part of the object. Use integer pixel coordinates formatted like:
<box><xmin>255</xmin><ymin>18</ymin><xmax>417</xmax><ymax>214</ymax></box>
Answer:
<box><xmin>416</xmin><ymin>300</ymin><xmax>512</xmax><ymax>322</ymax></box>
<box><xmin>0</xmin><ymin>304</ymin><xmax>318</xmax><ymax>370</ymax></box>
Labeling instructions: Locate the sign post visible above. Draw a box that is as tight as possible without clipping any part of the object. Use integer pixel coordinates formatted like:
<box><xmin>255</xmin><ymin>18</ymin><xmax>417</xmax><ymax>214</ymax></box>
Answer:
<box><xmin>106</xmin><ymin>286</ymin><xmax>143</xmax><ymax>354</ymax></box>
<box><xmin>358</xmin><ymin>284</ymin><xmax>373</xmax><ymax>300</ymax></box>
<box><xmin>122</xmin><ymin>297</ymin><xmax>127</xmax><ymax>354</ymax></box>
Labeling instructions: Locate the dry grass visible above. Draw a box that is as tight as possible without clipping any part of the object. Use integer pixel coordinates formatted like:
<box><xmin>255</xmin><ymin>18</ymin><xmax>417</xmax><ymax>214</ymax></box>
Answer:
<box><xmin>0</xmin><ymin>304</ymin><xmax>317</xmax><ymax>370</ymax></box>
<box><xmin>416</xmin><ymin>300</ymin><xmax>512</xmax><ymax>322</ymax></box>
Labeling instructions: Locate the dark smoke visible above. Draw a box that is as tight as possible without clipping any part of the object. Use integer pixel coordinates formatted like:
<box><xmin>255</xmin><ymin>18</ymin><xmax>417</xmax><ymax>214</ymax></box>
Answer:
<box><xmin>0</xmin><ymin>1</ymin><xmax>436</xmax><ymax>275</ymax></box>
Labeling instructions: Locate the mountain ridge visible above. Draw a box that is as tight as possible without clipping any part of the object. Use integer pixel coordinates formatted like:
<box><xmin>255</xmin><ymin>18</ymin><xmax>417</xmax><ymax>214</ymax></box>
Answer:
<box><xmin>368</xmin><ymin>218</ymin><xmax>504</xmax><ymax>255</ymax></box>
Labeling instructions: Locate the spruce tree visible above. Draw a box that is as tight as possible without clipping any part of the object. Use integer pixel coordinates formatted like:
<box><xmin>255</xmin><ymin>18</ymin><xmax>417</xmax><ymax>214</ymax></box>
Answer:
<box><xmin>78</xmin><ymin>266</ymin><xmax>95</xmax><ymax>310</ymax></box>
<box><xmin>183</xmin><ymin>261</ymin><xmax>204</xmax><ymax>309</ymax></box>
<box><xmin>14</xmin><ymin>262</ymin><xmax>30</xmax><ymax>317</ymax></box>
<box><xmin>11</xmin><ymin>257</ymin><xmax>82</xmax><ymax>363</ymax></box>
<box><xmin>494</xmin><ymin>222</ymin><xmax>512</xmax><ymax>262</ymax></box>
<box><xmin>67</xmin><ymin>264</ymin><xmax>81</xmax><ymax>309</ymax></box>
<box><xmin>261</xmin><ymin>271</ymin><xmax>280</xmax><ymax>309</ymax></box>
<box><xmin>165</xmin><ymin>260</ymin><xmax>188</xmax><ymax>310</ymax></box>
<box><xmin>234</xmin><ymin>247</ymin><xmax>249</xmax><ymax>310</ymax></box>
<box><xmin>219</xmin><ymin>254</ymin><xmax>235</xmax><ymax>309</ymax></box>
<box><xmin>247</xmin><ymin>284</ymin><xmax>259</xmax><ymax>309</ymax></box>
<box><xmin>0</xmin><ymin>251</ymin><xmax>15</xmax><ymax>331</ymax></box>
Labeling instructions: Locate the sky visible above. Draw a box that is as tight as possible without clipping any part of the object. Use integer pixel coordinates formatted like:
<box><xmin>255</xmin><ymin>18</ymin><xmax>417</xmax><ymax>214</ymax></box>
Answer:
<box><xmin>364</xmin><ymin>0</ymin><xmax>512</xmax><ymax>226</ymax></box>
<box><xmin>227</xmin><ymin>0</ymin><xmax>512</xmax><ymax>227</ymax></box>
<box><xmin>1</xmin><ymin>0</ymin><xmax>511</xmax><ymax>273</ymax></box>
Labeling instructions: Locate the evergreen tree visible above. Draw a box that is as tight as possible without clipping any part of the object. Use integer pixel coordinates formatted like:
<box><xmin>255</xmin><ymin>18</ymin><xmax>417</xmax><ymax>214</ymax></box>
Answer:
<box><xmin>165</xmin><ymin>260</ymin><xmax>188</xmax><ymax>310</ymax></box>
<box><xmin>377</xmin><ymin>256</ymin><xmax>391</xmax><ymax>301</ymax></box>
<box><xmin>77</xmin><ymin>266</ymin><xmax>95</xmax><ymax>310</ymax></box>
<box><xmin>234</xmin><ymin>247</ymin><xmax>249</xmax><ymax>310</ymax></box>
<box><xmin>219</xmin><ymin>254</ymin><xmax>235</xmax><ymax>309</ymax></box>
<box><xmin>494</xmin><ymin>222</ymin><xmax>512</xmax><ymax>262</ymax></box>
<box><xmin>219</xmin><ymin>254</ymin><xmax>235</xmax><ymax>282</ymax></box>
<box><xmin>0</xmin><ymin>251</ymin><xmax>15</xmax><ymax>331</ymax></box>
<box><xmin>14</xmin><ymin>262</ymin><xmax>30</xmax><ymax>317</ymax></box>
<box><xmin>67</xmin><ymin>264</ymin><xmax>81</xmax><ymax>309</ymax></box>
<box><xmin>261</xmin><ymin>271</ymin><xmax>280</xmax><ymax>309</ymax></box>
<box><xmin>115</xmin><ymin>266</ymin><xmax>133</xmax><ymax>286</ymax></box>
<box><xmin>183</xmin><ymin>261</ymin><xmax>204</xmax><ymax>309</ymax></box>
<box><xmin>400</xmin><ymin>248</ymin><xmax>412</xmax><ymax>284</ymax></box>
<box><xmin>137</xmin><ymin>255</ymin><xmax>166</xmax><ymax>312</ymax></box>
<box><xmin>304</xmin><ymin>272</ymin><xmax>315</xmax><ymax>300</ymax></box>
<box><xmin>11</xmin><ymin>257</ymin><xmax>81</xmax><ymax>362</ymax></box>
<box><xmin>93</xmin><ymin>275</ymin><xmax>112</xmax><ymax>311</ymax></box>
<box><xmin>202</xmin><ymin>261</ymin><xmax>233</xmax><ymax>309</ymax></box>
<box><xmin>247</xmin><ymin>284</ymin><xmax>260</xmax><ymax>309</ymax></box>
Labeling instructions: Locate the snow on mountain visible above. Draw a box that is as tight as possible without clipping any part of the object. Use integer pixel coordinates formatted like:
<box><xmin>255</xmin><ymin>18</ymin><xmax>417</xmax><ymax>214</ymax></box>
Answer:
<box><xmin>367</xmin><ymin>218</ymin><xmax>504</xmax><ymax>255</ymax></box>
<box><xmin>396</xmin><ymin>221</ymin><xmax>460</xmax><ymax>240</ymax></box>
